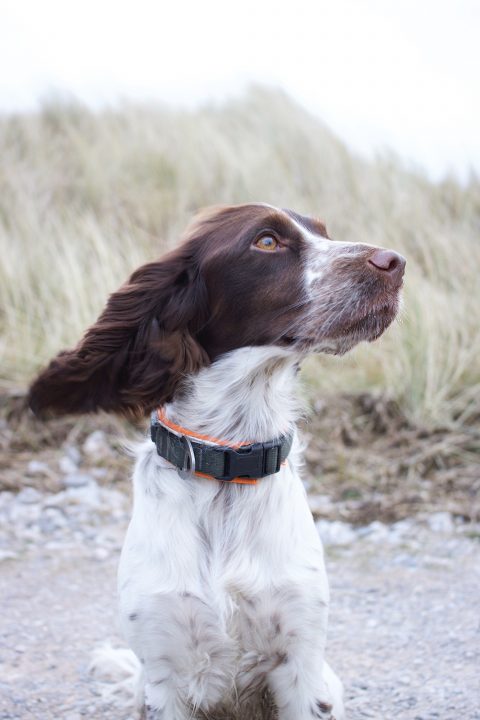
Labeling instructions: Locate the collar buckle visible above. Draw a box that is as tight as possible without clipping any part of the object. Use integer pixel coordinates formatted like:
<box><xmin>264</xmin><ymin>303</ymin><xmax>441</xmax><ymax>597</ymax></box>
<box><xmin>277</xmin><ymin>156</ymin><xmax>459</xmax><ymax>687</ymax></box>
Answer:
<box><xmin>181</xmin><ymin>434</ymin><xmax>196</xmax><ymax>473</ymax></box>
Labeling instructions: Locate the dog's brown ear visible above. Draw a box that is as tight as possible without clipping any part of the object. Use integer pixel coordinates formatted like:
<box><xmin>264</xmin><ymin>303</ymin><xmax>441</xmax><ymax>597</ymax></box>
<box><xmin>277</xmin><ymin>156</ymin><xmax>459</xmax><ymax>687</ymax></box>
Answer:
<box><xmin>28</xmin><ymin>248</ymin><xmax>210</xmax><ymax>418</ymax></box>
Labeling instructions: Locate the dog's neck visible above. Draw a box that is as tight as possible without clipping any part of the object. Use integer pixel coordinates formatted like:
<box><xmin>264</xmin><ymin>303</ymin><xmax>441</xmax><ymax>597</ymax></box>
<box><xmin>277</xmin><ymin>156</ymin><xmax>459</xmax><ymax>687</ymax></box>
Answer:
<box><xmin>164</xmin><ymin>346</ymin><xmax>302</xmax><ymax>445</ymax></box>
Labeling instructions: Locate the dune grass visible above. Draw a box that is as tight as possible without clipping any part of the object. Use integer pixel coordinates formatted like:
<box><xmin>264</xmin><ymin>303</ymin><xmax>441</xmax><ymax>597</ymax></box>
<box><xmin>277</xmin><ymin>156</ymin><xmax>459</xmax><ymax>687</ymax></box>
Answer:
<box><xmin>1</xmin><ymin>87</ymin><xmax>479</xmax><ymax>426</ymax></box>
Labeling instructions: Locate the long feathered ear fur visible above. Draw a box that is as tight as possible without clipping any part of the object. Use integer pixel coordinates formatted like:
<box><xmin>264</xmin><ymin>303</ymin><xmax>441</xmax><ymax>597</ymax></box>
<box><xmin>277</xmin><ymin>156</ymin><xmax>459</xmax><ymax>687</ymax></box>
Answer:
<box><xmin>28</xmin><ymin>247</ymin><xmax>210</xmax><ymax>418</ymax></box>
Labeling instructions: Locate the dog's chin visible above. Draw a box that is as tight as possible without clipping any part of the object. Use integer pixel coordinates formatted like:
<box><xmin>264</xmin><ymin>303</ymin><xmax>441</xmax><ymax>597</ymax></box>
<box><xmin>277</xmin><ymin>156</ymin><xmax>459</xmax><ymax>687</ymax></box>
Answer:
<box><xmin>330</xmin><ymin>304</ymin><xmax>399</xmax><ymax>354</ymax></box>
<box><xmin>288</xmin><ymin>302</ymin><xmax>399</xmax><ymax>357</ymax></box>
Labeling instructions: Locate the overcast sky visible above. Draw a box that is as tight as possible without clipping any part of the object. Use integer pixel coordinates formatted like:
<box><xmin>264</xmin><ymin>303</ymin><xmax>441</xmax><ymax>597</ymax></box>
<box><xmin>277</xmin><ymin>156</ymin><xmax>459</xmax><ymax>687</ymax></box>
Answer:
<box><xmin>1</xmin><ymin>0</ymin><xmax>478</xmax><ymax>181</ymax></box>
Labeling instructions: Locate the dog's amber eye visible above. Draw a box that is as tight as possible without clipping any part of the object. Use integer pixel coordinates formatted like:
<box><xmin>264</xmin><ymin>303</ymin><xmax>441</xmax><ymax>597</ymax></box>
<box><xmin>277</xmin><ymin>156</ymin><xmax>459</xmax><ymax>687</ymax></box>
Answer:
<box><xmin>254</xmin><ymin>235</ymin><xmax>278</xmax><ymax>252</ymax></box>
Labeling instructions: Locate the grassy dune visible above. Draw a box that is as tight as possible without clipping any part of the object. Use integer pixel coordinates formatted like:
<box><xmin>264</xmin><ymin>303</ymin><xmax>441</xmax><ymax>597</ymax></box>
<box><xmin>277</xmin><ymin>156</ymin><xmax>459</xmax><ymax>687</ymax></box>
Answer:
<box><xmin>1</xmin><ymin>87</ymin><xmax>479</xmax><ymax>426</ymax></box>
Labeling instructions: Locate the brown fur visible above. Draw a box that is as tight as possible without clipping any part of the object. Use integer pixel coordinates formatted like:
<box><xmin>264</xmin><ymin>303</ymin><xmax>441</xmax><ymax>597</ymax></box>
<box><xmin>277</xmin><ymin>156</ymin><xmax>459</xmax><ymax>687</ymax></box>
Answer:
<box><xmin>28</xmin><ymin>247</ymin><xmax>211</xmax><ymax>418</ymax></box>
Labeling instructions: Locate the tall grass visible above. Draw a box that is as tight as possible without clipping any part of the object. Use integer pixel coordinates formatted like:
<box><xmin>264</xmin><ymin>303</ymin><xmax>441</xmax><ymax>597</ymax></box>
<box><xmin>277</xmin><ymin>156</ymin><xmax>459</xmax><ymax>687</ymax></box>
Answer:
<box><xmin>1</xmin><ymin>87</ymin><xmax>479</xmax><ymax>426</ymax></box>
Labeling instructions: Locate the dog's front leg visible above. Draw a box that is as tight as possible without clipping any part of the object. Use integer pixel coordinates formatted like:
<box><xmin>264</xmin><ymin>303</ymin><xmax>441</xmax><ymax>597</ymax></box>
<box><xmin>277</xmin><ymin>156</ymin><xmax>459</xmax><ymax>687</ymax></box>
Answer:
<box><xmin>123</xmin><ymin>590</ymin><xmax>237</xmax><ymax>720</ymax></box>
<box><xmin>244</xmin><ymin>581</ymin><xmax>343</xmax><ymax>720</ymax></box>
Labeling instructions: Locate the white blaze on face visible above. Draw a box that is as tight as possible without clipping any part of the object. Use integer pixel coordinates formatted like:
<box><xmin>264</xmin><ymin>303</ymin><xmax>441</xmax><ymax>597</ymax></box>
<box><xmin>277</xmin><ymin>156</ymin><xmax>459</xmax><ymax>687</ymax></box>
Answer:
<box><xmin>286</xmin><ymin>215</ymin><xmax>363</xmax><ymax>292</ymax></box>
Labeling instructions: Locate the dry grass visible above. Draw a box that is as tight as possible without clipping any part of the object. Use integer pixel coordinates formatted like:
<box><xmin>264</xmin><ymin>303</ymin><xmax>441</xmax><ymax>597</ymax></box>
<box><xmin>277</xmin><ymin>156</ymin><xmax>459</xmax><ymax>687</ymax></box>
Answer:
<box><xmin>1</xmin><ymin>87</ymin><xmax>480</xmax><ymax>427</ymax></box>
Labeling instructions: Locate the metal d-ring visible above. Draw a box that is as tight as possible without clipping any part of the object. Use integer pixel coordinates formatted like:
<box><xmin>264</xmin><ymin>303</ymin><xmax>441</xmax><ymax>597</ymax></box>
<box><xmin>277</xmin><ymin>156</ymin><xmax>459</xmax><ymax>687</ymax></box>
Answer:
<box><xmin>182</xmin><ymin>435</ymin><xmax>196</xmax><ymax>474</ymax></box>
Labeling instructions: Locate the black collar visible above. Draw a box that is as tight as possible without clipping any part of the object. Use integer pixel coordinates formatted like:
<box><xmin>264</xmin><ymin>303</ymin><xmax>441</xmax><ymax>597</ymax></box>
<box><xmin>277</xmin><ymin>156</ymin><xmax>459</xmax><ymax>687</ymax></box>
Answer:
<box><xmin>150</xmin><ymin>411</ymin><xmax>293</xmax><ymax>484</ymax></box>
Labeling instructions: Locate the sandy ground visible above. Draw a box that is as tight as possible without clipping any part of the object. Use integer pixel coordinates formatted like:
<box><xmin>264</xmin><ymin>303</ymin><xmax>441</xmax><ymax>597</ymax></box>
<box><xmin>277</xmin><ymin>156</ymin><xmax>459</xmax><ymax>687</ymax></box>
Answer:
<box><xmin>1</xmin><ymin>505</ymin><xmax>479</xmax><ymax>720</ymax></box>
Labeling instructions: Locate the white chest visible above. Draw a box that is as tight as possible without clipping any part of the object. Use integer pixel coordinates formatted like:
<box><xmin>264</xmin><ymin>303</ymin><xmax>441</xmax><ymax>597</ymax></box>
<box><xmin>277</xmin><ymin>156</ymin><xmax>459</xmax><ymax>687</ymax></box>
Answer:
<box><xmin>119</xmin><ymin>442</ymin><xmax>326</xmax><ymax>602</ymax></box>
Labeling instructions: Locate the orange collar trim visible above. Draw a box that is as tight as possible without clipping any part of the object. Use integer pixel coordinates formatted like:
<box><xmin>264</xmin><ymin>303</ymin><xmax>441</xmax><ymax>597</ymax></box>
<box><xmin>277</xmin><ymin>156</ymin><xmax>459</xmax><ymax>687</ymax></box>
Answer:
<box><xmin>157</xmin><ymin>408</ymin><xmax>251</xmax><ymax>449</ymax></box>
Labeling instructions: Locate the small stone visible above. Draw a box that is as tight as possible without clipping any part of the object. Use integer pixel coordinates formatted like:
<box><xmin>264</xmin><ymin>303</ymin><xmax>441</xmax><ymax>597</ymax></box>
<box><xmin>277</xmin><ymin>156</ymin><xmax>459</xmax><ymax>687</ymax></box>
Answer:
<box><xmin>83</xmin><ymin>430</ymin><xmax>110</xmax><ymax>459</ymax></box>
<box><xmin>92</xmin><ymin>547</ymin><xmax>109</xmax><ymax>561</ymax></box>
<box><xmin>17</xmin><ymin>487</ymin><xmax>42</xmax><ymax>504</ymax></box>
<box><xmin>427</xmin><ymin>512</ymin><xmax>454</xmax><ymax>534</ymax></box>
<box><xmin>59</xmin><ymin>481</ymin><xmax>102</xmax><ymax>510</ymax></box>
<box><xmin>308</xmin><ymin>494</ymin><xmax>334</xmax><ymax>516</ymax></box>
<box><xmin>42</xmin><ymin>507</ymin><xmax>67</xmax><ymax>529</ymax></box>
<box><xmin>0</xmin><ymin>550</ymin><xmax>17</xmax><ymax>561</ymax></box>
<box><xmin>359</xmin><ymin>521</ymin><xmax>389</xmax><ymax>542</ymax></box>
<box><xmin>26</xmin><ymin>460</ymin><xmax>49</xmax><ymax>477</ymax></box>
<box><xmin>64</xmin><ymin>444</ymin><xmax>82</xmax><ymax>465</ymax></box>
<box><xmin>91</xmin><ymin>467</ymin><xmax>108</xmax><ymax>479</ymax></box>
<box><xmin>63</xmin><ymin>473</ymin><xmax>94</xmax><ymax>488</ymax></box>
<box><xmin>389</xmin><ymin>518</ymin><xmax>414</xmax><ymax>539</ymax></box>
<box><xmin>59</xmin><ymin>455</ymin><xmax>79</xmax><ymax>474</ymax></box>
<box><xmin>393</xmin><ymin>553</ymin><xmax>418</xmax><ymax>568</ymax></box>
<box><xmin>316</xmin><ymin>519</ymin><xmax>357</xmax><ymax>546</ymax></box>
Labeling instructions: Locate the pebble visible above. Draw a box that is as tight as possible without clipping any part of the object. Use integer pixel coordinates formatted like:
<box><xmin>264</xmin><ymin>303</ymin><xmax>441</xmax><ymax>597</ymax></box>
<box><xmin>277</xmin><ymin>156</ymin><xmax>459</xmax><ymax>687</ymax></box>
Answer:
<box><xmin>92</xmin><ymin>547</ymin><xmax>110</xmax><ymax>561</ymax></box>
<box><xmin>357</xmin><ymin>520</ymin><xmax>390</xmax><ymax>541</ymax></box>
<box><xmin>91</xmin><ymin>467</ymin><xmax>108</xmax><ymax>480</ymax></box>
<box><xmin>16</xmin><ymin>487</ymin><xmax>42</xmax><ymax>504</ymax></box>
<box><xmin>308</xmin><ymin>493</ymin><xmax>334</xmax><ymax>515</ymax></box>
<box><xmin>0</xmin><ymin>550</ymin><xmax>17</xmax><ymax>561</ymax></box>
<box><xmin>427</xmin><ymin>511</ymin><xmax>455</xmax><ymax>533</ymax></box>
<box><xmin>83</xmin><ymin>430</ymin><xmax>110</xmax><ymax>459</ymax></box>
<box><xmin>63</xmin><ymin>473</ymin><xmax>95</xmax><ymax>488</ymax></box>
<box><xmin>26</xmin><ymin>460</ymin><xmax>50</xmax><ymax>476</ymax></box>
<box><xmin>59</xmin><ymin>455</ymin><xmax>80</xmax><ymax>474</ymax></box>
<box><xmin>63</xmin><ymin>445</ymin><xmax>82</xmax><ymax>465</ymax></box>
<box><xmin>0</xmin><ymin>479</ymin><xmax>129</xmax><ymax>559</ymax></box>
<box><xmin>392</xmin><ymin>553</ymin><xmax>418</xmax><ymax>568</ymax></box>
<box><xmin>316</xmin><ymin>519</ymin><xmax>357</xmax><ymax>546</ymax></box>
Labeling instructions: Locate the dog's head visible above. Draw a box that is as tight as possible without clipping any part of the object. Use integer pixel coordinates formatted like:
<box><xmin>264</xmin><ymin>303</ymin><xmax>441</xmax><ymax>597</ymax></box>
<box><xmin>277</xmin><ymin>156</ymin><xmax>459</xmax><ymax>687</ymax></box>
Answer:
<box><xmin>28</xmin><ymin>204</ymin><xmax>405</xmax><ymax>417</ymax></box>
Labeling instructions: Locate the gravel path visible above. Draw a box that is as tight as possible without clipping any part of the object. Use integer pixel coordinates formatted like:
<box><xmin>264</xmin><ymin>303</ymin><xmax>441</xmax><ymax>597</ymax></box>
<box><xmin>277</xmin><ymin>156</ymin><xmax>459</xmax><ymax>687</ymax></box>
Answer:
<box><xmin>1</xmin><ymin>481</ymin><xmax>479</xmax><ymax>720</ymax></box>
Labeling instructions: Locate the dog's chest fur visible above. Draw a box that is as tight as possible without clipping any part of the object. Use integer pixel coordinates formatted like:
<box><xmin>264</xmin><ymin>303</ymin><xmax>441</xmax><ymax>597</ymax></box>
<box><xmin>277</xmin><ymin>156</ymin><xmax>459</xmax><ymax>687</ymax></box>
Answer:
<box><xmin>117</xmin><ymin>347</ymin><xmax>330</xmax><ymax>715</ymax></box>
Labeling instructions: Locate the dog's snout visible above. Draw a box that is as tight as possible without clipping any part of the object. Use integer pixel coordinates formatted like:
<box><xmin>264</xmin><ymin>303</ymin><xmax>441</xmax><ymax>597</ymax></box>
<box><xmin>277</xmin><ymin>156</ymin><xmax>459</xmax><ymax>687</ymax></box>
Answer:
<box><xmin>368</xmin><ymin>248</ymin><xmax>406</xmax><ymax>281</ymax></box>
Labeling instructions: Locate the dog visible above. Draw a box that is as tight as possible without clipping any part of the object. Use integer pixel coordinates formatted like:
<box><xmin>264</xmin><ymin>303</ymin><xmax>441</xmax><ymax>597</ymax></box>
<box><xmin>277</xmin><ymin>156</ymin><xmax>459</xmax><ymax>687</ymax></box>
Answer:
<box><xmin>29</xmin><ymin>203</ymin><xmax>405</xmax><ymax>719</ymax></box>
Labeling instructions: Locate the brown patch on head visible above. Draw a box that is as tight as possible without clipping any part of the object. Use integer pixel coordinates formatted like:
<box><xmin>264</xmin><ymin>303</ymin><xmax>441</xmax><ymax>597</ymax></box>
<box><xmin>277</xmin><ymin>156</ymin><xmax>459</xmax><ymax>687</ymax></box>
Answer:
<box><xmin>186</xmin><ymin>204</ymin><xmax>309</xmax><ymax>358</ymax></box>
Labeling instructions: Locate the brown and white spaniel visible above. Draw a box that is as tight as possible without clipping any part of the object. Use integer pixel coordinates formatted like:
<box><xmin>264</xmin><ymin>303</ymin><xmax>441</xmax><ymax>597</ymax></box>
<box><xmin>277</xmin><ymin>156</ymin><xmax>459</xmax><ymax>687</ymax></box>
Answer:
<box><xmin>29</xmin><ymin>204</ymin><xmax>405</xmax><ymax>720</ymax></box>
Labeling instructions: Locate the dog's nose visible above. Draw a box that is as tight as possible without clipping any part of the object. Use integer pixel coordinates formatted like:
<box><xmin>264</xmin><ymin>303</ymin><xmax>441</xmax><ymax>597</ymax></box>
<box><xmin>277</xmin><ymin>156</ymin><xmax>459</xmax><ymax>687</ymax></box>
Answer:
<box><xmin>368</xmin><ymin>249</ymin><xmax>406</xmax><ymax>282</ymax></box>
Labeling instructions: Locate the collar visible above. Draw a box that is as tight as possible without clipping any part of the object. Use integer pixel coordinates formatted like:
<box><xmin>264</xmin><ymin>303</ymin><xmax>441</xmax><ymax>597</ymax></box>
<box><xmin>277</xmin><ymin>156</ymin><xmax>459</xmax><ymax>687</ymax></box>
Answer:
<box><xmin>150</xmin><ymin>408</ymin><xmax>293</xmax><ymax>485</ymax></box>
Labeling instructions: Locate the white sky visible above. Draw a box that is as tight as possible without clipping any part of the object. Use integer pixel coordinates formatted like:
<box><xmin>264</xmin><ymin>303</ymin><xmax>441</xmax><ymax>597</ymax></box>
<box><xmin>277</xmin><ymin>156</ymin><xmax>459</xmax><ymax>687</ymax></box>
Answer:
<box><xmin>1</xmin><ymin>0</ymin><xmax>479</xmax><ymax>180</ymax></box>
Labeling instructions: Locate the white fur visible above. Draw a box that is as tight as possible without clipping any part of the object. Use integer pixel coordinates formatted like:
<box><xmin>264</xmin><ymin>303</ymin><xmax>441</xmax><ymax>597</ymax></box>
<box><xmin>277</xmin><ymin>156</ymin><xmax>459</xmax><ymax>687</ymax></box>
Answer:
<box><xmin>114</xmin><ymin>346</ymin><xmax>344</xmax><ymax>719</ymax></box>
<box><xmin>289</xmin><ymin>215</ymin><xmax>360</xmax><ymax>290</ymax></box>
